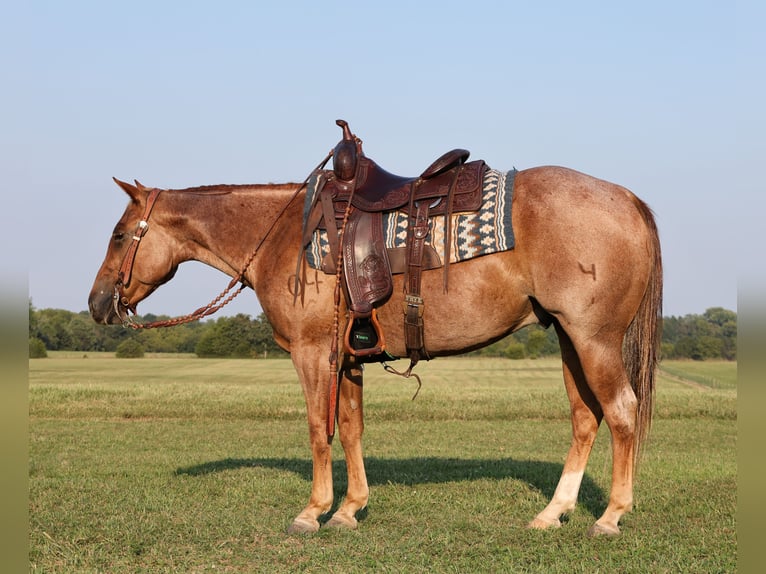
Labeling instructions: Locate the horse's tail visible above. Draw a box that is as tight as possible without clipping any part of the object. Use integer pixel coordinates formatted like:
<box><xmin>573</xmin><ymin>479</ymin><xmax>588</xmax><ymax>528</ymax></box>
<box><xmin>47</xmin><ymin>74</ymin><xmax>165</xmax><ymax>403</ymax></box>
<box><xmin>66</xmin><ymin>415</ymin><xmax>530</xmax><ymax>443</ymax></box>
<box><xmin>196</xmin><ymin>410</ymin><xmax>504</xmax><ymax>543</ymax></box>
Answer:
<box><xmin>623</xmin><ymin>196</ymin><xmax>663</xmax><ymax>467</ymax></box>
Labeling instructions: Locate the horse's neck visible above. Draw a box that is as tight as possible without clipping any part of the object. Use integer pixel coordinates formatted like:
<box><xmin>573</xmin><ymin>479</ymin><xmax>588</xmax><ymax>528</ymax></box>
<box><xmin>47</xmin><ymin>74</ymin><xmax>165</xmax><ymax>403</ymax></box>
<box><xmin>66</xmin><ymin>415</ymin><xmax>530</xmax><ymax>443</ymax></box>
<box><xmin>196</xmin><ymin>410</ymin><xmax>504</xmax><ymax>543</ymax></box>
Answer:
<box><xmin>164</xmin><ymin>183</ymin><xmax>303</xmax><ymax>278</ymax></box>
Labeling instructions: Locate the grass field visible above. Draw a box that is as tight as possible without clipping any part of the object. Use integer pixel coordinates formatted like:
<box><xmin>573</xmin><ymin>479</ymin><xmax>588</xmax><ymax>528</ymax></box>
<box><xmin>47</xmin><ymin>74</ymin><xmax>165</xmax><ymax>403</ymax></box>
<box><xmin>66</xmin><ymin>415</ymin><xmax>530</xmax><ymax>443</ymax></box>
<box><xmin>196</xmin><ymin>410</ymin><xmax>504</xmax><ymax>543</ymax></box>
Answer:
<box><xmin>29</xmin><ymin>355</ymin><xmax>736</xmax><ymax>573</ymax></box>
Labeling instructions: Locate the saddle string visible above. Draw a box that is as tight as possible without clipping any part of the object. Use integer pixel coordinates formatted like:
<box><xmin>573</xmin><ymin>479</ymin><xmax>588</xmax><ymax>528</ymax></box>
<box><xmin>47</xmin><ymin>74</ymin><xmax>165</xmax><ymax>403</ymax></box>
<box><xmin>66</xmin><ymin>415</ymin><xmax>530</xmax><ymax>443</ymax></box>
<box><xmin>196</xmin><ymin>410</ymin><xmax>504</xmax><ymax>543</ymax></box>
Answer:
<box><xmin>441</xmin><ymin>164</ymin><xmax>463</xmax><ymax>293</ymax></box>
<box><xmin>120</xmin><ymin>151</ymin><xmax>334</xmax><ymax>330</ymax></box>
<box><xmin>382</xmin><ymin>361</ymin><xmax>423</xmax><ymax>401</ymax></box>
<box><xmin>327</xmin><ymin>171</ymin><xmax>357</xmax><ymax>438</ymax></box>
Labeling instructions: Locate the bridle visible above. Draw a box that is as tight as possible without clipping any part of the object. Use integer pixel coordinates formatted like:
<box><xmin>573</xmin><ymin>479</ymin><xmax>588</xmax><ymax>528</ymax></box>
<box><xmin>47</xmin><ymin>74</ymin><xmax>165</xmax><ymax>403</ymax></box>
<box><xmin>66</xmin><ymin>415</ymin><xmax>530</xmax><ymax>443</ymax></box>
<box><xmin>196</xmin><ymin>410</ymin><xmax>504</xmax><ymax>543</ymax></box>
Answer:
<box><xmin>112</xmin><ymin>153</ymin><xmax>332</xmax><ymax>329</ymax></box>
<box><xmin>112</xmin><ymin>187</ymin><xmax>162</xmax><ymax>325</ymax></box>
<box><xmin>111</xmin><ymin>183</ymin><xmax>292</xmax><ymax>330</ymax></box>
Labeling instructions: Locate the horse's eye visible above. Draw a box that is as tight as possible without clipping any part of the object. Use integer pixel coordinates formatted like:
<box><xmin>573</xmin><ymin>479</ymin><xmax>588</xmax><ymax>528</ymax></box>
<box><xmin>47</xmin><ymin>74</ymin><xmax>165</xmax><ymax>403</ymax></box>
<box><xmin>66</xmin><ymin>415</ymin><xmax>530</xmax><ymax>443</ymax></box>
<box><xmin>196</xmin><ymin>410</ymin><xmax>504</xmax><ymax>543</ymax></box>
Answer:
<box><xmin>113</xmin><ymin>231</ymin><xmax>125</xmax><ymax>242</ymax></box>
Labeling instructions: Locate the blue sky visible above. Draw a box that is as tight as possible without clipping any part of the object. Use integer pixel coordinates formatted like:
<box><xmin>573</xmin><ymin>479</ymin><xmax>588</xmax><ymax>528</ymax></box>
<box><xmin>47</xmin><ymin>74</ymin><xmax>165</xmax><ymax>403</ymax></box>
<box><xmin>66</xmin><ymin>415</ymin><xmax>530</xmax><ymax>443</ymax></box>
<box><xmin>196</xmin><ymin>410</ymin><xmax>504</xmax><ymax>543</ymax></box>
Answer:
<box><xmin>5</xmin><ymin>1</ymin><xmax>761</xmax><ymax>319</ymax></box>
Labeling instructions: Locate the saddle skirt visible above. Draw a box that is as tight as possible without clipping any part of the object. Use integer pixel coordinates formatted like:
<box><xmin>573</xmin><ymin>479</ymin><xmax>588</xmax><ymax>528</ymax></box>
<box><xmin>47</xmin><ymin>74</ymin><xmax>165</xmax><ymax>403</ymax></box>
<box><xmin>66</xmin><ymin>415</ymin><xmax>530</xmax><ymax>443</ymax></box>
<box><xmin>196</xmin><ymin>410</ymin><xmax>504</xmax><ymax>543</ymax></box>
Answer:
<box><xmin>304</xmin><ymin>167</ymin><xmax>517</xmax><ymax>274</ymax></box>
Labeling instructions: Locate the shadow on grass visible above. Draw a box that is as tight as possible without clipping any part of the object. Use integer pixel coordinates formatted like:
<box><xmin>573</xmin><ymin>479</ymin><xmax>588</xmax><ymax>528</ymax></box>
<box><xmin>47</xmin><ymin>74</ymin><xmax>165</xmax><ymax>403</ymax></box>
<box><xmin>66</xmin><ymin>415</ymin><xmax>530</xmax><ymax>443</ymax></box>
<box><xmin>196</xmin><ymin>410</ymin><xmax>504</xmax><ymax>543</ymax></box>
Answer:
<box><xmin>176</xmin><ymin>456</ymin><xmax>606</xmax><ymax>519</ymax></box>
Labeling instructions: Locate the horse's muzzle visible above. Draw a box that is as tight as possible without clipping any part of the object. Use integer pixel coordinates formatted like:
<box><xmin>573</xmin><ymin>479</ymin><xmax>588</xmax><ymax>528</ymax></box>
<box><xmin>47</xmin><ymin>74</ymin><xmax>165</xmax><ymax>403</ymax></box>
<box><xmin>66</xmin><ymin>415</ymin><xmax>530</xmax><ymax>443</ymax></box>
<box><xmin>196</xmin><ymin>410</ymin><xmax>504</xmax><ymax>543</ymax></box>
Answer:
<box><xmin>88</xmin><ymin>287</ymin><xmax>121</xmax><ymax>325</ymax></box>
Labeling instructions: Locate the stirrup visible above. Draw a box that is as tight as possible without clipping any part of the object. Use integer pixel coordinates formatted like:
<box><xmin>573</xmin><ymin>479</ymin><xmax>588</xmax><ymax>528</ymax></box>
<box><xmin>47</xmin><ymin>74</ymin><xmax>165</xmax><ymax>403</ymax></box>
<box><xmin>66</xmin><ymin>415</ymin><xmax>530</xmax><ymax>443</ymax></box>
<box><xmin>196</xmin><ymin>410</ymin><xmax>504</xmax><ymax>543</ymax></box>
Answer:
<box><xmin>344</xmin><ymin>308</ymin><xmax>387</xmax><ymax>358</ymax></box>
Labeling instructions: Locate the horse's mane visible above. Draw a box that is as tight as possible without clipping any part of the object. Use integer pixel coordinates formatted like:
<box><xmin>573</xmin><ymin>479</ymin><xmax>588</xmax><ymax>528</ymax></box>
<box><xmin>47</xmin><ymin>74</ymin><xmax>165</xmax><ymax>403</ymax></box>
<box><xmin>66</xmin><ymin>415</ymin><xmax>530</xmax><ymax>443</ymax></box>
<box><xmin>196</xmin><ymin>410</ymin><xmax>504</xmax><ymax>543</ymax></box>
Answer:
<box><xmin>172</xmin><ymin>182</ymin><xmax>301</xmax><ymax>195</ymax></box>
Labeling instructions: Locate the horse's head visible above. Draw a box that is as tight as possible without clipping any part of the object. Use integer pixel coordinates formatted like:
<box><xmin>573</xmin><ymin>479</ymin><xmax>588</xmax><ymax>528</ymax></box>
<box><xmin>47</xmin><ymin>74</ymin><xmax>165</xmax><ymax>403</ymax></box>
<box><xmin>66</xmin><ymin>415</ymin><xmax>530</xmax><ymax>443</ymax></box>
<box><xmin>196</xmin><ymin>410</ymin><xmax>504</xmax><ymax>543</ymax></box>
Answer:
<box><xmin>89</xmin><ymin>179</ymin><xmax>179</xmax><ymax>325</ymax></box>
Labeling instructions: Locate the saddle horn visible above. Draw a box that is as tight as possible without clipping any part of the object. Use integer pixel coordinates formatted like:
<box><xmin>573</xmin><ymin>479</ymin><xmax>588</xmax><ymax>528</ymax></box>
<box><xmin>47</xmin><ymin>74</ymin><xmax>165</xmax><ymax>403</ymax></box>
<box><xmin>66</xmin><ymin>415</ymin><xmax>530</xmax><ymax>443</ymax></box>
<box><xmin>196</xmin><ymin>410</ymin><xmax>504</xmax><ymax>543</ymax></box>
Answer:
<box><xmin>333</xmin><ymin>119</ymin><xmax>358</xmax><ymax>182</ymax></box>
<box><xmin>336</xmin><ymin>119</ymin><xmax>354</xmax><ymax>141</ymax></box>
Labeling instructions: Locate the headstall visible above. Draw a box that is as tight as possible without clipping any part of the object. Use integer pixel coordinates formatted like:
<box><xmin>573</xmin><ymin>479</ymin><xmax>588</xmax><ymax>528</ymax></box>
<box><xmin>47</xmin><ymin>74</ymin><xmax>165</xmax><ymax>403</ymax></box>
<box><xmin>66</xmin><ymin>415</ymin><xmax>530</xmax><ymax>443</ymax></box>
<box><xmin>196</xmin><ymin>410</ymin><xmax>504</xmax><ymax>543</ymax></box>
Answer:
<box><xmin>113</xmin><ymin>187</ymin><xmax>162</xmax><ymax>325</ymax></box>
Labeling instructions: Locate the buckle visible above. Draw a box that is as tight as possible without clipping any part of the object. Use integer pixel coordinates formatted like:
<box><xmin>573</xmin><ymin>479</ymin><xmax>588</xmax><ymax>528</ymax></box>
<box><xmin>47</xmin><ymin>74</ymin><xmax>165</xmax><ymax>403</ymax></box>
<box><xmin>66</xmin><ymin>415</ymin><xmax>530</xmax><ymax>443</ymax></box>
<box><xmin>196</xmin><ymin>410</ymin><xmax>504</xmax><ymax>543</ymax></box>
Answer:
<box><xmin>402</xmin><ymin>294</ymin><xmax>425</xmax><ymax>317</ymax></box>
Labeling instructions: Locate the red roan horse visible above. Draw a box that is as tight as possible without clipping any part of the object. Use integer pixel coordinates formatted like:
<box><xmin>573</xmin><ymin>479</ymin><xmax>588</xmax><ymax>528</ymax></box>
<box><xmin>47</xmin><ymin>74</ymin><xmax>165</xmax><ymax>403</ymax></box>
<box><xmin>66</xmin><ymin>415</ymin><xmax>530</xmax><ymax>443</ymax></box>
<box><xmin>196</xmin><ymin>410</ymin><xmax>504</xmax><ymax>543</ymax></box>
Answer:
<box><xmin>89</xmin><ymin>150</ymin><xmax>661</xmax><ymax>537</ymax></box>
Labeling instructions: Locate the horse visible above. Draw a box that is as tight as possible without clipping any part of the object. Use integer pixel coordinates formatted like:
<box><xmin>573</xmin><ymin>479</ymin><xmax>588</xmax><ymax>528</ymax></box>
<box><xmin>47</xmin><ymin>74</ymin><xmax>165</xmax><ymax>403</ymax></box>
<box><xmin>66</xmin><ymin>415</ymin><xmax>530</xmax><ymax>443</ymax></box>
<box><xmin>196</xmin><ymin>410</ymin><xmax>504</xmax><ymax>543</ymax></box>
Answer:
<box><xmin>89</xmin><ymin>162</ymin><xmax>662</xmax><ymax>537</ymax></box>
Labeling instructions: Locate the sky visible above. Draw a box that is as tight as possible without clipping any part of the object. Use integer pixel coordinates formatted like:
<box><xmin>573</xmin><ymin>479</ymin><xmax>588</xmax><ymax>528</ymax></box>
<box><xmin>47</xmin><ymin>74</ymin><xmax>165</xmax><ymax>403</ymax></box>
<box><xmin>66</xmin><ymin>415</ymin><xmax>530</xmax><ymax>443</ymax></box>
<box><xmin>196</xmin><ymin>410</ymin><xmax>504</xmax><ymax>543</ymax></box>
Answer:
<box><xmin>4</xmin><ymin>1</ymin><xmax>762</xmax><ymax>320</ymax></box>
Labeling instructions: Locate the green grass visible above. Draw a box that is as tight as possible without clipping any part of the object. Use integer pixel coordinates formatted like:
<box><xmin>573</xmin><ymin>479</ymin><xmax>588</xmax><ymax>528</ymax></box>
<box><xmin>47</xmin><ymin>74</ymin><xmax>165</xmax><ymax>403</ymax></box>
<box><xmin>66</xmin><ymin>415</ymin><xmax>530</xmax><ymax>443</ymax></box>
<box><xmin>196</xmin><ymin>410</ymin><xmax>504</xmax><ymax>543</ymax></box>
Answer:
<box><xmin>659</xmin><ymin>359</ymin><xmax>737</xmax><ymax>390</ymax></box>
<box><xmin>29</xmin><ymin>357</ymin><xmax>736</xmax><ymax>573</ymax></box>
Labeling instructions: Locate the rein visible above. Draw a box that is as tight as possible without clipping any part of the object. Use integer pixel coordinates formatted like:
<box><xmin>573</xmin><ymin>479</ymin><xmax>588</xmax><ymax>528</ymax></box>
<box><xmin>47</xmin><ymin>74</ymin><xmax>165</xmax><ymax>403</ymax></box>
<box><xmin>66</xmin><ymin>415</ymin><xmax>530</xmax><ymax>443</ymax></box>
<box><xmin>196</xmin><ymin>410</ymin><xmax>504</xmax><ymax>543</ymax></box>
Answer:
<box><xmin>114</xmin><ymin>154</ymin><xmax>332</xmax><ymax>329</ymax></box>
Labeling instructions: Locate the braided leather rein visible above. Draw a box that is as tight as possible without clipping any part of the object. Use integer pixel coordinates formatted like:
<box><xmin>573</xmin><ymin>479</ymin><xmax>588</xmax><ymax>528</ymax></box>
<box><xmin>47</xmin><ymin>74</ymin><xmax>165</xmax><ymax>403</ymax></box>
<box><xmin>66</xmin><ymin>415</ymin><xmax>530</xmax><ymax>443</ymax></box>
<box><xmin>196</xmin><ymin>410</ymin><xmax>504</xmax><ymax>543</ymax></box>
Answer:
<box><xmin>112</xmin><ymin>184</ymin><xmax>256</xmax><ymax>330</ymax></box>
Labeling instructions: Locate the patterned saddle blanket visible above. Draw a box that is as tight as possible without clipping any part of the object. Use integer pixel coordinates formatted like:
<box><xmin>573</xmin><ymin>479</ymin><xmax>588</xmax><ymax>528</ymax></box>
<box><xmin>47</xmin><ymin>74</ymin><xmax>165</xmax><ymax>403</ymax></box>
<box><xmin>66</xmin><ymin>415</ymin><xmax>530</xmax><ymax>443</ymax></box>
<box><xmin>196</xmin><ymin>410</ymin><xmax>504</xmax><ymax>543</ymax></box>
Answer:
<box><xmin>304</xmin><ymin>168</ymin><xmax>517</xmax><ymax>273</ymax></box>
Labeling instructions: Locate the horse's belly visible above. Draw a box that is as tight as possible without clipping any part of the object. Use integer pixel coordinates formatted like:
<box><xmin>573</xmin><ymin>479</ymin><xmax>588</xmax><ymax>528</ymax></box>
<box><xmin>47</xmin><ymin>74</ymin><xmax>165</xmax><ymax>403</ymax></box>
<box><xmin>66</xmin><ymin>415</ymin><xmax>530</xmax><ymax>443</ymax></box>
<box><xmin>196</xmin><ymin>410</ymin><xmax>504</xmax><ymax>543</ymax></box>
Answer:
<box><xmin>376</xmin><ymin>253</ymin><xmax>535</xmax><ymax>357</ymax></box>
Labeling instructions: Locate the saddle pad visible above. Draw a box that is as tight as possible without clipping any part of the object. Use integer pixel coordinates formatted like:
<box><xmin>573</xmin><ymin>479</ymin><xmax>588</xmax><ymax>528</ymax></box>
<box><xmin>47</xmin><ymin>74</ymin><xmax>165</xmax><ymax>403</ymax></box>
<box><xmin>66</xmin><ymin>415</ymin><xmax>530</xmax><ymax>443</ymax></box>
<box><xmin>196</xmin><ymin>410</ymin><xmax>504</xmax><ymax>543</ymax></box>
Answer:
<box><xmin>304</xmin><ymin>168</ymin><xmax>517</xmax><ymax>271</ymax></box>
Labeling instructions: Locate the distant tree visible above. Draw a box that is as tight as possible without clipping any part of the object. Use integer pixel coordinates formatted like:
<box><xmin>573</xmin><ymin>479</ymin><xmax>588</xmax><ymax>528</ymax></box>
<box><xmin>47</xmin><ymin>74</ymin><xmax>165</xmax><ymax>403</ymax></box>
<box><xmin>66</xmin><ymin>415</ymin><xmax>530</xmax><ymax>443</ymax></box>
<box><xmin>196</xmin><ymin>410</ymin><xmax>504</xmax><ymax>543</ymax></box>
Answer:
<box><xmin>115</xmin><ymin>339</ymin><xmax>145</xmax><ymax>358</ymax></box>
<box><xmin>135</xmin><ymin>318</ymin><xmax>205</xmax><ymax>353</ymax></box>
<box><xmin>696</xmin><ymin>335</ymin><xmax>724</xmax><ymax>359</ymax></box>
<box><xmin>68</xmin><ymin>313</ymin><xmax>98</xmax><ymax>351</ymax></box>
<box><xmin>29</xmin><ymin>300</ymin><xmax>38</xmax><ymax>337</ymax></box>
<box><xmin>34</xmin><ymin>309</ymin><xmax>75</xmax><ymax>350</ymax></box>
<box><xmin>661</xmin><ymin>307</ymin><xmax>736</xmax><ymax>360</ymax></box>
<box><xmin>193</xmin><ymin>313</ymin><xmax>288</xmax><ymax>358</ymax></box>
<box><xmin>504</xmin><ymin>342</ymin><xmax>525</xmax><ymax>359</ymax></box>
<box><xmin>467</xmin><ymin>324</ymin><xmax>559</xmax><ymax>358</ymax></box>
<box><xmin>706</xmin><ymin>307</ymin><xmax>737</xmax><ymax>360</ymax></box>
<box><xmin>526</xmin><ymin>330</ymin><xmax>548</xmax><ymax>359</ymax></box>
<box><xmin>473</xmin><ymin>338</ymin><xmax>508</xmax><ymax>357</ymax></box>
<box><xmin>195</xmin><ymin>314</ymin><xmax>257</xmax><ymax>357</ymax></box>
<box><xmin>29</xmin><ymin>337</ymin><xmax>47</xmax><ymax>358</ymax></box>
<box><xmin>252</xmin><ymin>313</ymin><xmax>287</xmax><ymax>357</ymax></box>
<box><xmin>703</xmin><ymin>307</ymin><xmax>737</xmax><ymax>327</ymax></box>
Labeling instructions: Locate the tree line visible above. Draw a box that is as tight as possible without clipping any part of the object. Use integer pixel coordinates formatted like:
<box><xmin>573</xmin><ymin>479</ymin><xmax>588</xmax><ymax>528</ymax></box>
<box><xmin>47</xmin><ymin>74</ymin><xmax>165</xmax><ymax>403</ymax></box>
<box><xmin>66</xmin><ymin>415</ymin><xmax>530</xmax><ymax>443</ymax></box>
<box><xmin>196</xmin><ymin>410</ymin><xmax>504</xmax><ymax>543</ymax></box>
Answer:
<box><xmin>28</xmin><ymin>303</ymin><xmax>288</xmax><ymax>359</ymax></box>
<box><xmin>29</xmin><ymin>302</ymin><xmax>736</xmax><ymax>361</ymax></box>
<box><xmin>468</xmin><ymin>306</ymin><xmax>736</xmax><ymax>361</ymax></box>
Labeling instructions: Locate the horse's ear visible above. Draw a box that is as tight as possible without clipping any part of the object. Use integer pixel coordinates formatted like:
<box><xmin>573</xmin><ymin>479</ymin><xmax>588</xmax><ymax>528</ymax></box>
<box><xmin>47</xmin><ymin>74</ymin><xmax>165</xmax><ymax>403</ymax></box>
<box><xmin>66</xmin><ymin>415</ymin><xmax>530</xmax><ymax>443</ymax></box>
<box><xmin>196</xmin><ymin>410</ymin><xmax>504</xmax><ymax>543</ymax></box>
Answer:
<box><xmin>134</xmin><ymin>180</ymin><xmax>148</xmax><ymax>192</ymax></box>
<box><xmin>113</xmin><ymin>177</ymin><xmax>143</xmax><ymax>203</ymax></box>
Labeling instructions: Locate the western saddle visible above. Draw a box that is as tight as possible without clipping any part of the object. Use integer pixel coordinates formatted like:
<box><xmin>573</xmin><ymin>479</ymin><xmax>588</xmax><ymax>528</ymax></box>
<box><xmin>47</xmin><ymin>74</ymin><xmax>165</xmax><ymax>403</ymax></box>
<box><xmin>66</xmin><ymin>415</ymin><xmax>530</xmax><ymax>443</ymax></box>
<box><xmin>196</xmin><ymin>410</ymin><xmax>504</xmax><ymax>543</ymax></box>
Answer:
<box><xmin>301</xmin><ymin>120</ymin><xmax>487</xmax><ymax>367</ymax></box>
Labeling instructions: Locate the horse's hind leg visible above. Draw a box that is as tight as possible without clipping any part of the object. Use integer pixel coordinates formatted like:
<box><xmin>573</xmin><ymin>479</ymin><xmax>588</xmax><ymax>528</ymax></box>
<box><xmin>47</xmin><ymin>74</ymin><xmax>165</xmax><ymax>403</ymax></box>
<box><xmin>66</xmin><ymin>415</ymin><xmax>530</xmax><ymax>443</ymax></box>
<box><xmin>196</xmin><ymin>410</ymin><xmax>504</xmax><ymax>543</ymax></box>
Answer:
<box><xmin>564</xmin><ymin>328</ymin><xmax>638</xmax><ymax>536</ymax></box>
<box><xmin>326</xmin><ymin>363</ymin><xmax>369</xmax><ymax>529</ymax></box>
<box><xmin>583</xmin><ymin>353</ymin><xmax>637</xmax><ymax>536</ymax></box>
<box><xmin>529</xmin><ymin>324</ymin><xmax>603</xmax><ymax>529</ymax></box>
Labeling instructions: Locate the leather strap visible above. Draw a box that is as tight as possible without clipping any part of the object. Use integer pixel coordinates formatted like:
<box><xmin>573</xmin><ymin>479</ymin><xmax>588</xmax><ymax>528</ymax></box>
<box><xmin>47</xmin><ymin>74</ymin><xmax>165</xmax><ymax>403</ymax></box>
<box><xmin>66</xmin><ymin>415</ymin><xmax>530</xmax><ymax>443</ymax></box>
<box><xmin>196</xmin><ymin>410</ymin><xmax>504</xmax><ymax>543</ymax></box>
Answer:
<box><xmin>403</xmin><ymin>200</ymin><xmax>431</xmax><ymax>363</ymax></box>
<box><xmin>320</xmin><ymin>186</ymin><xmax>341</xmax><ymax>272</ymax></box>
<box><xmin>117</xmin><ymin>188</ymin><xmax>162</xmax><ymax>291</ymax></box>
<box><xmin>442</xmin><ymin>164</ymin><xmax>463</xmax><ymax>292</ymax></box>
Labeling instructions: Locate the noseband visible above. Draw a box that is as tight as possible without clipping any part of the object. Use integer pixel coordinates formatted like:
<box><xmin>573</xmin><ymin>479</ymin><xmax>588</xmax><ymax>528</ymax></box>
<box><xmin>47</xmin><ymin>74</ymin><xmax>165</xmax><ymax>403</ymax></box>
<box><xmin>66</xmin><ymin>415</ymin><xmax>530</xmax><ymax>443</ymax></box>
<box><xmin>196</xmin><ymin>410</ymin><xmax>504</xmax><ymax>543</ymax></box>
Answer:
<box><xmin>113</xmin><ymin>187</ymin><xmax>162</xmax><ymax>325</ymax></box>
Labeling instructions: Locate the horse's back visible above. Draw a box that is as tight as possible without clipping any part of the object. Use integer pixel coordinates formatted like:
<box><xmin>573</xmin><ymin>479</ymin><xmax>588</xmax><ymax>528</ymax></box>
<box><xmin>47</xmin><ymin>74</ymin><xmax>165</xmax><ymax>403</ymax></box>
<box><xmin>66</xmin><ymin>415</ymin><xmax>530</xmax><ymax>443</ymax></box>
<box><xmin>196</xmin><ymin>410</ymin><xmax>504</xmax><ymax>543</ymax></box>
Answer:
<box><xmin>514</xmin><ymin>166</ymin><xmax>646</xmax><ymax>225</ymax></box>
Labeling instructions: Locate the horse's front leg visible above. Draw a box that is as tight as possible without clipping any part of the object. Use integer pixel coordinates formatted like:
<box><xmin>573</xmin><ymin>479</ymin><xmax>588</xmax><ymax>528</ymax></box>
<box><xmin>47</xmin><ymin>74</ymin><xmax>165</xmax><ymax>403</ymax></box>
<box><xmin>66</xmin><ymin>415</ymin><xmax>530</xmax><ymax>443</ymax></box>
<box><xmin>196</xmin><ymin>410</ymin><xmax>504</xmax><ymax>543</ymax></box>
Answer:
<box><xmin>326</xmin><ymin>363</ymin><xmax>369</xmax><ymax>529</ymax></box>
<box><xmin>288</xmin><ymin>354</ymin><xmax>335</xmax><ymax>534</ymax></box>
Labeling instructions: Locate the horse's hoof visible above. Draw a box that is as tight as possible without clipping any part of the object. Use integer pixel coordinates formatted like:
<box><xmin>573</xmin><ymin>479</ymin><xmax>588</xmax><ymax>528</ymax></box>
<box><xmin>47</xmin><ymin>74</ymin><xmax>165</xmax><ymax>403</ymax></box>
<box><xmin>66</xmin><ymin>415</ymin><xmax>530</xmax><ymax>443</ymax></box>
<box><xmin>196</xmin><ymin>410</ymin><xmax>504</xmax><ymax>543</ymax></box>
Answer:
<box><xmin>287</xmin><ymin>517</ymin><xmax>320</xmax><ymax>535</ymax></box>
<box><xmin>325</xmin><ymin>512</ymin><xmax>358</xmax><ymax>530</ymax></box>
<box><xmin>527</xmin><ymin>516</ymin><xmax>562</xmax><ymax>530</ymax></box>
<box><xmin>587</xmin><ymin>522</ymin><xmax>621</xmax><ymax>537</ymax></box>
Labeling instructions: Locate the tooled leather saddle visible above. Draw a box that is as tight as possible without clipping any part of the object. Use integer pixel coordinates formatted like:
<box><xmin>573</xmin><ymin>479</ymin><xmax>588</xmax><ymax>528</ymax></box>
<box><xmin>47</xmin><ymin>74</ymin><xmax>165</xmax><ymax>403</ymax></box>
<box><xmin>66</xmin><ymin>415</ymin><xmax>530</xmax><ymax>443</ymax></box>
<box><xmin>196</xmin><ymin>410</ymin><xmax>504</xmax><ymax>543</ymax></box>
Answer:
<box><xmin>300</xmin><ymin>120</ymin><xmax>487</xmax><ymax>366</ymax></box>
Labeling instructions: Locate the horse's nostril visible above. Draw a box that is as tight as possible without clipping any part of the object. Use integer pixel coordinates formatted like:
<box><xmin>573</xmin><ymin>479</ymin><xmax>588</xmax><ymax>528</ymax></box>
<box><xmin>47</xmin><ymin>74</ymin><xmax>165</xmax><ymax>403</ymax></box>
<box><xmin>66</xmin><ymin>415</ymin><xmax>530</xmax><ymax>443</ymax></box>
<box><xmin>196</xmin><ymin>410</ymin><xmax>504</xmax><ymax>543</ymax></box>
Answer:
<box><xmin>88</xmin><ymin>290</ymin><xmax>112</xmax><ymax>324</ymax></box>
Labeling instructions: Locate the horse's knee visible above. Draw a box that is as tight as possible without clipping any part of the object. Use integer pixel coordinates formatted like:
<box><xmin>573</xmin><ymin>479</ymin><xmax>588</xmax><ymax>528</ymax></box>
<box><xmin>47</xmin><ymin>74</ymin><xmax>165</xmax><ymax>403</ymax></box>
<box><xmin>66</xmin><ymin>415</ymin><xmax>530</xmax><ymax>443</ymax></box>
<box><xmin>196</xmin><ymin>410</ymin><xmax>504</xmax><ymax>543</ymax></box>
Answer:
<box><xmin>338</xmin><ymin>369</ymin><xmax>364</xmax><ymax>442</ymax></box>
<box><xmin>338</xmin><ymin>392</ymin><xmax>363</xmax><ymax>423</ymax></box>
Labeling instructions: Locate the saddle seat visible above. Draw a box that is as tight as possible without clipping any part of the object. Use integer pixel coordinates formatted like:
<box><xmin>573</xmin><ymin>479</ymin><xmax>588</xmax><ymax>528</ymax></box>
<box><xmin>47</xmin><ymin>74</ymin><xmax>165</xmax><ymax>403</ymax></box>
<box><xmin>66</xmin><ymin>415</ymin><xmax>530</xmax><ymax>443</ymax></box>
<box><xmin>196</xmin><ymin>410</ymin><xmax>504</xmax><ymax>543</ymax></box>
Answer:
<box><xmin>329</xmin><ymin>151</ymin><xmax>483</xmax><ymax>216</ymax></box>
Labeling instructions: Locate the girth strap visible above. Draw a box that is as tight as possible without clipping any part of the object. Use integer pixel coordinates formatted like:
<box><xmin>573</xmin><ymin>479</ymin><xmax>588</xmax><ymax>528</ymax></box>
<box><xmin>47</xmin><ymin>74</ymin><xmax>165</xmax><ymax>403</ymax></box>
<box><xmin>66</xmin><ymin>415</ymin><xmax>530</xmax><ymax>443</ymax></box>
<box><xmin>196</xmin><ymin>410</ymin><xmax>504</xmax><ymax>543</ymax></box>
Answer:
<box><xmin>402</xmin><ymin>163</ymin><xmax>464</xmax><ymax>365</ymax></box>
<box><xmin>403</xmin><ymin>197</ymin><xmax>432</xmax><ymax>364</ymax></box>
